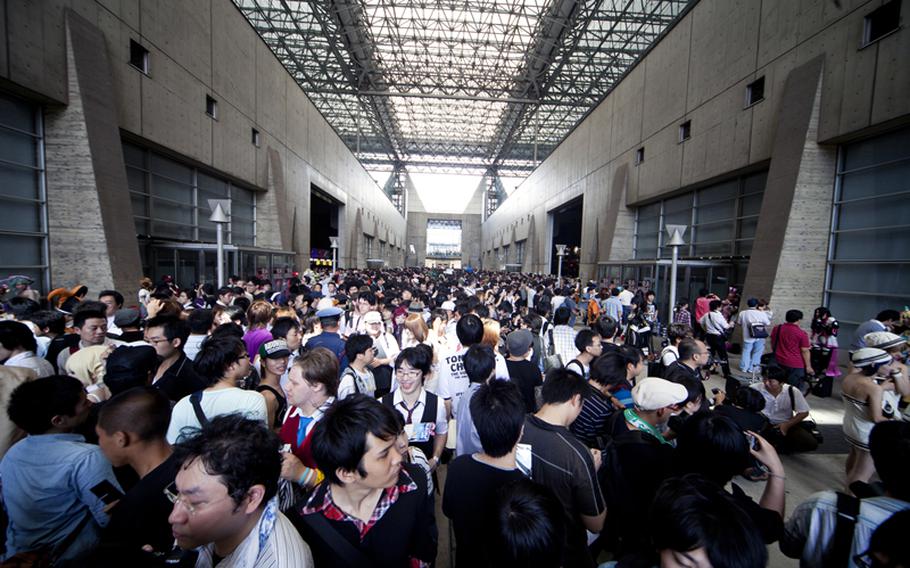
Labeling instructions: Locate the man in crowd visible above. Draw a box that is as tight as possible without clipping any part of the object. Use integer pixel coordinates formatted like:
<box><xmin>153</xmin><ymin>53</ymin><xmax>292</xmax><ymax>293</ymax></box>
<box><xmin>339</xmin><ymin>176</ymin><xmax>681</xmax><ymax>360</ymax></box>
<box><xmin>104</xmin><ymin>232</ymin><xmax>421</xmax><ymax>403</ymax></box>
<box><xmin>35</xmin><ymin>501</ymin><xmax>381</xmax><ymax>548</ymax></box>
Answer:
<box><xmin>737</xmin><ymin>297</ymin><xmax>772</xmax><ymax>376</ymax></box>
<box><xmin>548</xmin><ymin>306</ymin><xmax>578</xmax><ymax>366</ymax></box>
<box><xmin>1</xmin><ymin>375</ymin><xmax>121</xmax><ymax>563</ymax></box>
<box><xmin>520</xmin><ymin>368</ymin><xmax>605</xmax><ymax>568</ymax></box>
<box><xmin>437</xmin><ymin>314</ymin><xmax>484</xmax><ymax>418</ymax></box>
<box><xmin>781</xmin><ymin>421</ymin><xmax>910</xmax><ymax>565</ymax></box>
<box><xmin>503</xmin><ymin>329</ymin><xmax>542</xmax><ymax>413</ymax></box>
<box><xmin>96</xmin><ymin>387</ymin><xmax>177</xmax><ymax>557</ymax></box>
<box><xmin>215</xmin><ymin>286</ymin><xmax>233</xmax><ymax>308</ymax></box>
<box><xmin>770</xmin><ymin>309</ymin><xmax>812</xmax><ymax>388</ymax></box>
<box><xmin>145</xmin><ymin>315</ymin><xmax>207</xmax><ymax>402</ymax></box>
<box><xmin>298</xmin><ymin>395</ymin><xmax>437</xmax><ymax>566</ymax></box>
<box><xmin>0</xmin><ymin>320</ymin><xmax>55</xmax><ymax>378</ymax></box>
<box><xmin>342</xmin><ymin>291</ymin><xmax>376</xmax><ymax>338</ymax></box>
<box><xmin>56</xmin><ymin>309</ymin><xmax>115</xmax><ymax>372</ymax></box>
<box><xmin>455</xmin><ymin>344</ymin><xmax>497</xmax><ymax>456</ymax></box>
<box><xmin>169</xmin><ymin>414</ymin><xmax>313</xmax><ymax>566</ymax></box>
<box><xmin>98</xmin><ymin>290</ymin><xmax>124</xmax><ymax>337</ymax></box>
<box><xmin>184</xmin><ymin>308</ymin><xmax>214</xmax><ymax>361</ymax></box>
<box><xmin>751</xmin><ymin>365</ymin><xmax>818</xmax><ymax>454</ymax></box>
<box><xmin>305</xmin><ymin>306</ymin><xmax>348</xmax><ymax>372</ymax></box>
<box><xmin>601</xmin><ymin>377</ymin><xmax>687</xmax><ymax>560</ymax></box>
<box><xmin>852</xmin><ymin>309</ymin><xmax>902</xmax><ymax>350</ymax></box>
<box><xmin>663</xmin><ymin>338</ymin><xmax>708</xmax><ymax>383</ymax></box>
<box><xmin>444</xmin><ymin>380</ymin><xmax>527</xmax><ymax>567</ymax></box>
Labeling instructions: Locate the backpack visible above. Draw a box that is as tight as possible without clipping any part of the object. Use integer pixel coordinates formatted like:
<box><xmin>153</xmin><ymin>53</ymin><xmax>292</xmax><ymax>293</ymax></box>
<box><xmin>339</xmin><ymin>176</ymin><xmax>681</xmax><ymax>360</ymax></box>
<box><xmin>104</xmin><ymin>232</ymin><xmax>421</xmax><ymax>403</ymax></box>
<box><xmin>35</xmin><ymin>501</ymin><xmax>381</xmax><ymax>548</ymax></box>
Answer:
<box><xmin>586</xmin><ymin>298</ymin><xmax>602</xmax><ymax>326</ymax></box>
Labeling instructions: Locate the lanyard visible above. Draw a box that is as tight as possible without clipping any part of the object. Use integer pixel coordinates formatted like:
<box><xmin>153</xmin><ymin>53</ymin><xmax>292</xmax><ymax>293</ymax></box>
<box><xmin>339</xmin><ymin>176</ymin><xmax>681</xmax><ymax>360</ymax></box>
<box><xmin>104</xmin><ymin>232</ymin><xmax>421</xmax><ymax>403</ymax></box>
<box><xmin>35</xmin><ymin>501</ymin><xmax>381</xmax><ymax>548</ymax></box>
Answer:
<box><xmin>623</xmin><ymin>408</ymin><xmax>669</xmax><ymax>445</ymax></box>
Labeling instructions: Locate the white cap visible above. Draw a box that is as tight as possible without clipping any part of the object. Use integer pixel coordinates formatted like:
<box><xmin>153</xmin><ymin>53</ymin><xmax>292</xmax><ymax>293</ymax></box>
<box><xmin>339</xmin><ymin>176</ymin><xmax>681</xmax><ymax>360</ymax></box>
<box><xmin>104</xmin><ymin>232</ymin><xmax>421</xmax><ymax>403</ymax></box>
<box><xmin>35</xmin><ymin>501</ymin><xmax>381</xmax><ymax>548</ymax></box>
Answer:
<box><xmin>863</xmin><ymin>331</ymin><xmax>906</xmax><ymax>351</ymax></box>
<box><xmin>851</xmin><ymin>347</ymin><xmax>892</xmax><ymax>368</ymax></box>
<box><xmin>364</xmin><ymin>311</ymin><xmax>383</xmax><ymax>324</ymax></box>
<box><xmin>441</xmin><ymin>300</ymin><xmax>456</xmax><ymax>311</ymax></box>
<box><xmin>631</xmin><ymin>377</ymin><xmax>688</xmax><ymax>411</ymax></box>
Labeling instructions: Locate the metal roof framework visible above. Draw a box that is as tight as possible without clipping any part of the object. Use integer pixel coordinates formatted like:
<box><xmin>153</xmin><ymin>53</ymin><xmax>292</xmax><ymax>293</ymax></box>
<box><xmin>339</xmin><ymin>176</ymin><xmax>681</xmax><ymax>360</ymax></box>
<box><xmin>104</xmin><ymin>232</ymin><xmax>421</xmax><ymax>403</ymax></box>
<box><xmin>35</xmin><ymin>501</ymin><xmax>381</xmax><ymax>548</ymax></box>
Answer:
<box><xmin>234</xmin><ymin>0</ymin><xmax>690</xmax><ymax>211</ymax></box>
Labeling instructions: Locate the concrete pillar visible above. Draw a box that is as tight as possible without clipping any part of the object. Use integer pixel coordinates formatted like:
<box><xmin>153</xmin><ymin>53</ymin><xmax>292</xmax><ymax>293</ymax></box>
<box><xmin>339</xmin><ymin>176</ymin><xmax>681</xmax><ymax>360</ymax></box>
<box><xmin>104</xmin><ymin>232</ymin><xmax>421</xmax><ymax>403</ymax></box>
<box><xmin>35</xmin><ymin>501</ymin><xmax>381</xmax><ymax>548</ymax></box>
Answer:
<box><xmin>44</xmin><ymin>11</ymin><xmax>143</xmax><ymax>302</ymax></box>
<box><xmin>742</xmin><ymin>56</ymin><xmax>836</xmax><ymax>323</ymax></box>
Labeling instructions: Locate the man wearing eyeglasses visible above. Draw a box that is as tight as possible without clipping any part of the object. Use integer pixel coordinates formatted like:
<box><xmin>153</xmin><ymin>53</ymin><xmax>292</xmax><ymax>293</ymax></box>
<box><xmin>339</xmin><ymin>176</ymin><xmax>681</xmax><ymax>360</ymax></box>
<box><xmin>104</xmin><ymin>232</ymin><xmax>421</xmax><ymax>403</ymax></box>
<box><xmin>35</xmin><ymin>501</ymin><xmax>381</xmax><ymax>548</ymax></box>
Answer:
<box><xmin>145</xmin><ymin>316</ymin><xmax>207</xmax><ymax>402</ymax></box>
<box><xmin>168</xmin><ymin>414</ymin><xmax>313</xmax><ymax>567</ymax></box>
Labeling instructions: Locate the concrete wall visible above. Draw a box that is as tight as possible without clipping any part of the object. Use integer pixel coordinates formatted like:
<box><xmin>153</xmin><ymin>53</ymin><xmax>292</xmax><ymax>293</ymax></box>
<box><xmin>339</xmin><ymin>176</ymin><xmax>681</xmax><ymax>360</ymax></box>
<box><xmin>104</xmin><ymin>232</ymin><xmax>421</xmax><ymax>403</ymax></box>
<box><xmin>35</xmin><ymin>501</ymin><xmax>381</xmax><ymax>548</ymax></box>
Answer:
<box><xmin>482</xmin><ymin>0</ymin><xmax>910</xmax><ymax>280</ymax></box>
<box><xmin>0</xmin><ymin>0</ymin><xmax>406</xmax><ymax>289</ymax></box>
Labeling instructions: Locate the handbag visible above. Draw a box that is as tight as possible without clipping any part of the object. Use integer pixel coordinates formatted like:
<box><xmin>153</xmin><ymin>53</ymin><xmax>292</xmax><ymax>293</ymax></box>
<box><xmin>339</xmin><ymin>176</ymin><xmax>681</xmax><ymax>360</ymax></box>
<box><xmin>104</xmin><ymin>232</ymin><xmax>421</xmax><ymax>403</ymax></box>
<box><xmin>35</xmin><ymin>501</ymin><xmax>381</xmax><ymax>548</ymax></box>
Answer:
<box><xmin>543</xmin><ymin>328</ymin><xmax>563</xmax><ymax>372</ymax></box>
<box><xmin>749</xmin><ymin>322</ymin><xmax>769</xmax><ymax>339</ymax></box>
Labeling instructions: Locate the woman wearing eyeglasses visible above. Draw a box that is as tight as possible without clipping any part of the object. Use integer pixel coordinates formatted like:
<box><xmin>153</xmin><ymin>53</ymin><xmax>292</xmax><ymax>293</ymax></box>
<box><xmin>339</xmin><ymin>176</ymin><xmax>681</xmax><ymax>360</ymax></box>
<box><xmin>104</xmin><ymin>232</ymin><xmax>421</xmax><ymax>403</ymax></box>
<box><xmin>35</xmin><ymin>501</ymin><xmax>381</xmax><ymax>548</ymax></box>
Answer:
<box><xmin>381</xmin><ymin>346</ymin><xmax>448</xmax><ymax>473</ymax></box>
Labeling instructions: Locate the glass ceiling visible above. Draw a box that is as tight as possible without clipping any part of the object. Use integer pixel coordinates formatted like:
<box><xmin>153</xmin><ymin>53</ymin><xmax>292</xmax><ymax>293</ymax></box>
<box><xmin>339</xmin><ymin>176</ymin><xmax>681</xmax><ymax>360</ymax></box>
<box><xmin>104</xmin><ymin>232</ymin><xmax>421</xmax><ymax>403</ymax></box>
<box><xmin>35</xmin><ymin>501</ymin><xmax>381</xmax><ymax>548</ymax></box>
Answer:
<box><xmin>234</xmin><ymin>0</ymin><xmax>690</xmax><ymax>185</ymax></box>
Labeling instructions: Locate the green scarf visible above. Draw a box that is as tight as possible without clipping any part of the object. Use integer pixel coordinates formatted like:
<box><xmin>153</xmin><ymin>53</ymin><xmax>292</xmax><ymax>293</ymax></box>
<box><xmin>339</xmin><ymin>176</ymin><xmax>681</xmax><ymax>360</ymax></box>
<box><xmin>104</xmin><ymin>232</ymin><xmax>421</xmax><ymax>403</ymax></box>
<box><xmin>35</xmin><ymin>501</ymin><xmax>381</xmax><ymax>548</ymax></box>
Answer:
<box><xmin>623</xmin><ymin>408</ymin><xmax>670</xmax><ymax>445</ymax></box>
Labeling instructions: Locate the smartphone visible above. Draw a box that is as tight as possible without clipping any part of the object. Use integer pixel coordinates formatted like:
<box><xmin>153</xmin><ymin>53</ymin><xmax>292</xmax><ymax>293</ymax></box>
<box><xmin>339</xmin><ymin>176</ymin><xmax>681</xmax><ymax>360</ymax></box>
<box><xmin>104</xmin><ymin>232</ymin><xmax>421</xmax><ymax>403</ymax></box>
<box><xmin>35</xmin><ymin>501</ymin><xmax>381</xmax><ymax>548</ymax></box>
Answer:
<box><xmin>90</xmin><ymin>480</ymin><xmax>124</xmax><ymax>505</ymax></box>
<box><xmin>744</xmin><ymin>432</ymin><xmax>759</xmax><ymax>451</ymax></box>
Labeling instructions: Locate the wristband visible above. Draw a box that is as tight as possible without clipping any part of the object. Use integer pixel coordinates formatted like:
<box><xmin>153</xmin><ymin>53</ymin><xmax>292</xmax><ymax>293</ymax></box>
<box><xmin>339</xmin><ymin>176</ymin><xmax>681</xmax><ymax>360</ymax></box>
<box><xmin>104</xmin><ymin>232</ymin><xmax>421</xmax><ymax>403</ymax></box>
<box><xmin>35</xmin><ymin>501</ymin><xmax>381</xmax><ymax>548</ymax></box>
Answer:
<box><xmin>767</xmin><ymin>472</ymin><xmax>786</xmax><ymax>480</ymax></box>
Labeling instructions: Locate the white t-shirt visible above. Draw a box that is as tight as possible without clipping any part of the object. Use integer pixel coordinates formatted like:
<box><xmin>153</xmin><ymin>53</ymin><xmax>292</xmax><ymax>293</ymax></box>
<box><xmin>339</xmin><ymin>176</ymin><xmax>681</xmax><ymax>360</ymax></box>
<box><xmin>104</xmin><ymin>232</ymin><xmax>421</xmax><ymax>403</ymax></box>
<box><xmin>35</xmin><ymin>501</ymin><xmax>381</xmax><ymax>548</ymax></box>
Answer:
<box><xmin>167</xmin><ymin>388</ymin><xmax>268</xmax><ymax>444</ymax></box>
<box><xmin>618</xmin><ymin>289</ymin><xmax>635</xmax><ymax>306</ymax></box>
<box><xmin>660</xmin><ymin>345</ymin><xmax>680</xmax><ymax>367</ymax></box>
<box><xmin>436</xmin><ymin>345</ymin><xmax>468</xmax><ymax>409</ymax></box>
<box><xmin>494</xmin><ymin>352</ymin><xmax>511</xmax><ymax>381</ymax></box>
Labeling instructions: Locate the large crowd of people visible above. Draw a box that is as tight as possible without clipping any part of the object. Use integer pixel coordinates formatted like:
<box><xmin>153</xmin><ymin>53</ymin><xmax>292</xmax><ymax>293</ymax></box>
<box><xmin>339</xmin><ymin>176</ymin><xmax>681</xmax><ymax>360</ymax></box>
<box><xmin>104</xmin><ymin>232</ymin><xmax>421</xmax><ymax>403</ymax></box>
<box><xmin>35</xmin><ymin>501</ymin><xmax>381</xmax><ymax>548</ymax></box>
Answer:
<box><xmin>0</xmin><ymin>268</ymin><xmax>908</xmax><ymax>567</ymax></box>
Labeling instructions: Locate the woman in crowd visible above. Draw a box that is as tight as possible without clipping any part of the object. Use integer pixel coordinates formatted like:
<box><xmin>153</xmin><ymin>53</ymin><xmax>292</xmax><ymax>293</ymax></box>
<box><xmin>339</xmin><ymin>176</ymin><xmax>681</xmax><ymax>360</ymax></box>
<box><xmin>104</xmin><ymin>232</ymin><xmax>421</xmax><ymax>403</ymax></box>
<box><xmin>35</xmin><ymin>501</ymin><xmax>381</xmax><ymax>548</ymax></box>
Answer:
<box><xmin>842</xmin><ymin>348</ymin><xmax>910</xmax><ymax>485</ymax></box>
<box><xmin>401</xmin><ymin>312</ymin><xmax>430</xmax><ymax>349</ymax></box>
<box><xmin>257</xmin><ymin>339</ymin><xmax>290</xmax><ymax>430</ymax></box>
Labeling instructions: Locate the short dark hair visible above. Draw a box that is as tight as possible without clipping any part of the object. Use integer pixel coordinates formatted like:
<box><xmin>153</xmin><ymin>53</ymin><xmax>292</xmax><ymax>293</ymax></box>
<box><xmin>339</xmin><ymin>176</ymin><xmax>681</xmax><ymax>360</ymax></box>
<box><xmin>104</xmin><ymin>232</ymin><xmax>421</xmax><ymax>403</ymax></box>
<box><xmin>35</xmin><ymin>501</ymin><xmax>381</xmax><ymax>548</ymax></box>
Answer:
<box><xmin>394</xmin><ymin>346</ymin><xmax>432</xmax><ymax>376</ymax></box>
<box><xmin>7</xmin><ymin>297</ymin><xmax>39</xmax><ymax>319</ymax></box>
<box><xmin>667</xmin><ymin>323</ymin><xmax>690</xmax><ymax>344</ymax></box>
<box><xmin>344</xmin><ymin>334</ymin><xmax>374</xmax><ymax>361</ymax></box>
<box><xmin>708</xmin><ymin>299</ymin><xmax>722</xmax><ymax>311</ymax></box>
<box><xmin>8</xmin><ymin>375</ymin><xmax>85</xmax><ymax>435</ymax></box>
<box><xmin>876</xmin><ymin>309</ymin><xmax>901</xmax><ymax>323</ymax></box>
<box><xmin>98</xmin><ymin>387</ymin><xmax>171</xmax><ymax>442</ymax></box>
<box><xmin>489</xmin><ymin>479</ymin><xmax>564</xmax><ymax>568</ymax></box>
<box><xmin>785</xmin><ymin>310</ymin><xmax>803</xmax><ymax>323</ymax></box>
<box><xmin>172</xmin><ymin>414</ymin><xmax>281</xmax><ymax>507</ymax></box>
<box><xmin>311</xmin><ymin>394</ymin><xmax>401</xmax><ymax>486</ymax></box>
<box><xmin>870</xmin><ymin>421</ymin><xmax>910</xmax><ymax>501</ymax></box>
<box><xmin>98</xmin><ymin>290</ymin><xmax>124</xmax><ymax>308</ymax></box>
<box><xmin>270</xmin><ymin>317</ymin><xmax>300</xmax><ymax>340</ymax></box>
<box><xmin>676</xmin><ymin>413</ymin><xmax>750</xmax><ymax>485</ymax></box>
<box><xmin>456</xmin><ymin>314</ymin><xmax>484</xmax><ymax>346</ymax></box>
<box><xmin>187</xmin><ymin>309</ymin><xmax>215</xmax><ymax>335</ymax></box>
<box><xmin>574</xmin><ymin>329</ymin><xmax>597</xmax><ymax>352</ymax></box>
<box><xmin>145</xmin><ymin>316</ymin><xmax>191</xmax><ymax>347</ymax></box>
<box><xmin>217</xmin><ymin>286</ymin><xmax>233</xmax><ymax>297</ymax></box>
<box><xmin>26</xmin><ymin>310</ymin><xmax>65</xmax><ymax>335</ymax></box>
<box><xmin>0</xmin><ymin>320</ymin><xmax>37</xmax><ymax>353</ymax></box>
<box><xmin>867</xmin><ymin>509</ymin><xmax>910</xmax><ymax>566</ymax></box>
<box><xmin>194</xmin><ymin>335</ymin><xmax>246</xmax><ymax>382</ymax></box>
<box><xmin>540</xmin><ymin>367</ymin><xmax>588</xmax><ymax>405</ymax></box>
<box><xmin>292</xmin><ymin>347</ymin><xmax>340</xmax><ymax>397</ymax></box>
<box><xmin>471</xmin><ymin>380</ymin><xmax>526</xmax><ymax>457</ymax></box>
<box><xmin>74</xmin><ymin>300</ymin><xmax>108</xmax><ymax>315</ymax></box>
<box><xmin>678</xmin><ymin>338</ymin><xmax>701</xmax><ymax>361</ymax></box>
<box><xmin>463</xmin><ymin>344</ymin><xmax>496</xmax><ymax>384</ymax></box>
<box><xmin>650</xmin><ymin>475</ymin><xmax>767</xmax><ymax>568</ymax></box>
<box><xmin>553</xmin><ymin>306</ymin><xmax>571</xmax><ymax>325</ymax></box>
<box><xmin>592</xmin><ymin>316</ymin><xmax>619</xmax><ymax>340</ymax></box>
<box><xmin>733</xmin><ymin>387</ymin><xmax>766</xmax><ymax>413</ymax></box>
<box><xmin>589</xmin><ymin>350</ymin><xmax>631</xmax><ymax>388</ymax></box>
<box><xmin>73</xmin><ymin>310</ymin><xmax>106</xmax><ymax>329</ymax></box>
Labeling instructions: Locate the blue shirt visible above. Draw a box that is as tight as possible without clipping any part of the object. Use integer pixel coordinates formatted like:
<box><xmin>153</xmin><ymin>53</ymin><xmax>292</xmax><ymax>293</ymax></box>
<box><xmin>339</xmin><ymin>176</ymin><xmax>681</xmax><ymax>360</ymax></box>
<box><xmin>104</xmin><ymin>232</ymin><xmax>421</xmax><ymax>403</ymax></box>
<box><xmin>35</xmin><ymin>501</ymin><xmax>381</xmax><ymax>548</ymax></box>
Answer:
<box><xmin>0</xmin><ymin>433</ymin><xmax>120</xmax><ymax>561</ymax></box>
<box><xmin>563</xmin><ymin>297</ymin><xmax>578</xmax><ymax>327</ymax></box>
<box><xmin>851</xmin><ymin>319</ymin><xmax>887</xmax><ymax>350</ymax></box>
<box><xmin>604</xmin><ymin>297</ymin><xmax>623</xmax><ymax>323</ymax></box>
<box><xmin>305</xmin><ymin>331</ymin><xmax>348</xmax><ymax>374</ymax></box>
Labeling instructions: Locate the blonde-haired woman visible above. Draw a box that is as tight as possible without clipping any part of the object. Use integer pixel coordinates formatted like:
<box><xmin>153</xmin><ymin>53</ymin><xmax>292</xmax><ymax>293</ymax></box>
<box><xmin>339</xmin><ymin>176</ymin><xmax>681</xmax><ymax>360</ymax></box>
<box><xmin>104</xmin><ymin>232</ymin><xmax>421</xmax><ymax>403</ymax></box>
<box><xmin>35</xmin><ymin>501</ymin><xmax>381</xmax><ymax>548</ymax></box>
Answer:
<box><xmin>482</xmin><ymin>318</ymin><xmax>511</xmax><ymax>380</ymax></box>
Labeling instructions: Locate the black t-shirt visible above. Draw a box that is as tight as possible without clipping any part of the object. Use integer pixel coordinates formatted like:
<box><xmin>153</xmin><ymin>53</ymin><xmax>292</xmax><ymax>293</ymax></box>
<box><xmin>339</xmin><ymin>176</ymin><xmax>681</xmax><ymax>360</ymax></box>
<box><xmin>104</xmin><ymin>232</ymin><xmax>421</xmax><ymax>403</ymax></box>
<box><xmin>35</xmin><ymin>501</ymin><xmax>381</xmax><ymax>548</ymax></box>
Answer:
<box><xmin>713</xmin><ymin>404</ymin><xmax>769</xmax><ymax>434</ymax></box>
<box><xmin>155</xmin><ymin>354</ymin><xmax>207</xmax><ymax>402</ymax></box>
<box><xmin>104</xmin><ymin>454</ymin><xmax>180</xmax><ymax>553</ymax></box>
<box><xmin>521</xmin><ymin>415</ymin><xmax>605</xmax><ymax>568</ymax></box>
<box><xmin>442</xmin><ymin>455</ymin><xmax>525</xmax><ymax>567</ymax></box>
<box><xmin>662</xmin><ymin>360</ymin><xmax>701</xmax><ymax>383</ymax></box>
<box><xmin>505</xmin><ymin>359</ymin><xmax>542</xmax><ymax>413</ymax></box>
<box><xmin>730</xmin><ymin>483</ymin><xmax>784</xmax><ymax>543</ymax></box>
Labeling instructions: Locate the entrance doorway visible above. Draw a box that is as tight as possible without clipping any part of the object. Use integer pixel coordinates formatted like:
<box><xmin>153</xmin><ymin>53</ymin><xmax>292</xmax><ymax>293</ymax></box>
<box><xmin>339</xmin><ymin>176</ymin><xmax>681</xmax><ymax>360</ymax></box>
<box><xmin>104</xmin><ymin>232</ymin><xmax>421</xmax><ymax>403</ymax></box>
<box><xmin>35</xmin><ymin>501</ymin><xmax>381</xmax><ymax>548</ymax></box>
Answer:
<box><xmin>597</xmin><ymin>260</ymin><xmax>747</xmax><ymax>323</ymax></box>
<box><xmin>310</xmin><ymin>185</ymin><xmax>340</xmax><ymax>268</ymax></box>
<box><xmin>549</xmin><ymin>197</ymin><xmax>583</xmax><ymax>277</ymax></box>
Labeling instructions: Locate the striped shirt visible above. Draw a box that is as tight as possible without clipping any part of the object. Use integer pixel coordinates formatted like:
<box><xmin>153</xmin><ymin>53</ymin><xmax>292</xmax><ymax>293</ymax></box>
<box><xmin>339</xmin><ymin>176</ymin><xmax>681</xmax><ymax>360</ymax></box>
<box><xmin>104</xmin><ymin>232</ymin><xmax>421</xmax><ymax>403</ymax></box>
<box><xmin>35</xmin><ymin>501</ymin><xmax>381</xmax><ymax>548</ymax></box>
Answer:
<box><xmin>195</xmin><ymin>499</ymin><xmax>313</xmax><ymax>567</ymax></box>
<box><xmin>570</xmin><ymin>385</ymin><xmax>615</xmax><ymax>448</ymax></box>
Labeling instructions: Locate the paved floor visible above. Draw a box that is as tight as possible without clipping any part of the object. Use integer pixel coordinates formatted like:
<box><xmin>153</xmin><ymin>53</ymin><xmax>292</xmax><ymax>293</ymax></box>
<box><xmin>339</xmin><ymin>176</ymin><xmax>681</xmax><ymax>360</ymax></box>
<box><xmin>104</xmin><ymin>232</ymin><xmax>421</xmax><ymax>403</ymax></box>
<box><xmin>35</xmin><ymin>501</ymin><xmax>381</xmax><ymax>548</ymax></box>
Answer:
<box><xmin>432</xmin><ymin>355</ymin><xmax>852</xmax><ymax>568</ymax></box>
